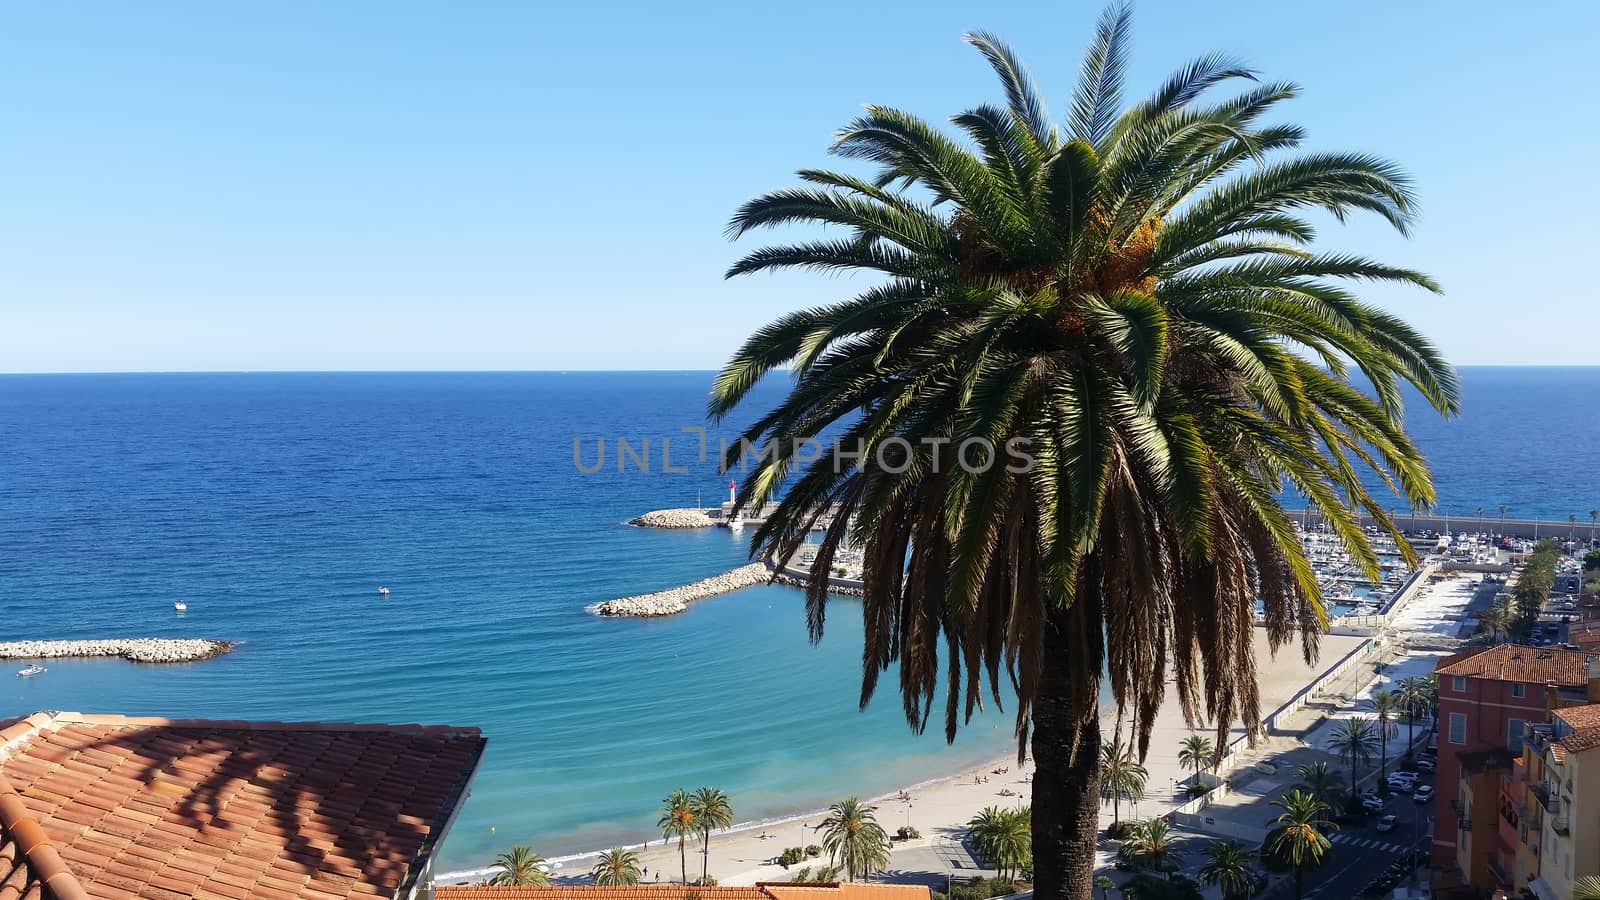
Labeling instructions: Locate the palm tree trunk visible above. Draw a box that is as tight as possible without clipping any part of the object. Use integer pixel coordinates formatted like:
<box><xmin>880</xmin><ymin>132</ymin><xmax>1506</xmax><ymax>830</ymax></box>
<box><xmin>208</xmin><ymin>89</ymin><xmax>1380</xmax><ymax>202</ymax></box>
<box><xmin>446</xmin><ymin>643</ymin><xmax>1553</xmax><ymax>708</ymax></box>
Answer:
<box><xmin>1031</xmin><ymin>605</ymin><xmax>1103</xmax><ymax>900</ymax></box>
<box><xmin>1294</xmin><ymin>866</ymin><xmax>1304</xmax><ymax>900</ymax></box>
<box><xmin>701</xmin><ymin>830</ymin><xmax>710</xmax><ymax>883</ymax></box>
<box><xmin>679</xmin><ymin>836</ymin><xmax>687</xmax><ymax>885</ymax></box>
<box><xmin>1380</xmin><ymin>726</ymin><xmax>1388</xmax><ymax>778</ymax></box>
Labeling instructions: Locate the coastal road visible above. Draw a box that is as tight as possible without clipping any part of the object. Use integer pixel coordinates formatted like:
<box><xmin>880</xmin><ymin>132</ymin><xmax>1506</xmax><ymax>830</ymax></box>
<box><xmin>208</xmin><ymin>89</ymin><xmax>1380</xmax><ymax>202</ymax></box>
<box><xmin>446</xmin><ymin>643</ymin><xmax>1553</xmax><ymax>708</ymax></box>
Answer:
<box><xmin>1296</xmin><ymin>793</ymin><xmax>1432</xmax><ymax>898</ymax></box>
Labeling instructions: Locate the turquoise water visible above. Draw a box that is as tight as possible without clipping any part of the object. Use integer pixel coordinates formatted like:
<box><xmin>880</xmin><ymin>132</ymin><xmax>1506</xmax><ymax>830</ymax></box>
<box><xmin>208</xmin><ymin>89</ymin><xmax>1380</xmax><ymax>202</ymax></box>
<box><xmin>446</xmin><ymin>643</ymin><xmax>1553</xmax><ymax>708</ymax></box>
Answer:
<box><xmin>4</xmin><ymin>368</ymin><xmax>1600</xmax><ymax>868</ymax></box>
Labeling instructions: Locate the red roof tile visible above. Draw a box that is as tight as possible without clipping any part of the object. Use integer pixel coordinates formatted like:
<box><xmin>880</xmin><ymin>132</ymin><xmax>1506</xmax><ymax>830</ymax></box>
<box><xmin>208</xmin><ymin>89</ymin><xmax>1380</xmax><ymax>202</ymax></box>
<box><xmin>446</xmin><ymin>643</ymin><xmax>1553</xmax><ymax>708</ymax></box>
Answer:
<box><xmin>1433</xmin><ymin>644</ymin><xmax>1593</xmax><ymax>684</ymax></box>
<box><xmin>0</xmin><ymin>712</ymin><xmax>484</xmax><ymax>900</ymax></box>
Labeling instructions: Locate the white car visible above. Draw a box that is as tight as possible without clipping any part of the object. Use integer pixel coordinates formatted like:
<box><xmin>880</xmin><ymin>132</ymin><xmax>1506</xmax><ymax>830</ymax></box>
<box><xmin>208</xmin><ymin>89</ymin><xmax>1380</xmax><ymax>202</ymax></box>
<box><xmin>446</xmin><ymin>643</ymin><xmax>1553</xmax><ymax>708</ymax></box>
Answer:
<box><xmin>1376</xmin><ymin>814</ymin><xmax>1398</xmax><ymax>833</ymax></box>
<box><xmin>1414</xmin><ymin>785</ymin><xmax>1435</xmax><ymax>803</ymax></box>
<box><xmin>1387</xmin><ymin>773</ymin><xmax>1419</xmax><ymax>792</ymax></box>
<box><xmin>1415</xmin><ymin>758</ymin><xmax>1436</xmax><ymax>772</ymax></box>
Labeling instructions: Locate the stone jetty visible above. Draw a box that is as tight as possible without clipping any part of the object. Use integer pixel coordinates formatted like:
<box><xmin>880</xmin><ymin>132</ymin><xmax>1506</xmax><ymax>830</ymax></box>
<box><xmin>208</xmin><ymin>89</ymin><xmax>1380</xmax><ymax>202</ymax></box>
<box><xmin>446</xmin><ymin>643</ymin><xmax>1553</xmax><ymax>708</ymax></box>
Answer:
<box><xmin>0</xmin><ymin>638</ymin><xmax>234</xmax><ymax>664</ymax></box>
<box><xmin>594</xmin><ymin>563</ymin><xmax>772</xmax><ymax>617</ymax></box>
<box><xmin>629</xmin><ymin>508</ymin><xmax>718</xmax><ymax>529</ymax></box>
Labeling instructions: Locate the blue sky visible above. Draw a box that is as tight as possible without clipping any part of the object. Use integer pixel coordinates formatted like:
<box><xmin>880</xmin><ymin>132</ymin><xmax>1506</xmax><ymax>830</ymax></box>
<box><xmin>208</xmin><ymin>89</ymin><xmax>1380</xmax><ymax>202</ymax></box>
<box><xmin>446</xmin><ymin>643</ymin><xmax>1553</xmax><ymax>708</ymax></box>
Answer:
<box><xmin>1</xmin><ymin>0</ymin><xmax>1595</xmax><ymax>372</ymax></box>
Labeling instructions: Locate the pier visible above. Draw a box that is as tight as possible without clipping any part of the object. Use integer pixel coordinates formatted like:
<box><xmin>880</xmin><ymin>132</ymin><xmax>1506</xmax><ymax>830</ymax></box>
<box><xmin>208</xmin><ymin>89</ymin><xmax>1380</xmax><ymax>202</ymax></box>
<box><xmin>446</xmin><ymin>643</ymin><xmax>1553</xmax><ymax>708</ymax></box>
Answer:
<box><xmin>1297</xmin><ymin>509</ymin><xmax>1600</xmax><ymax>543</ymax></box>
<box><xmin>0</xmin><ymin>638</ymin><xmax>235</xmax><ymax>664</ymax></box>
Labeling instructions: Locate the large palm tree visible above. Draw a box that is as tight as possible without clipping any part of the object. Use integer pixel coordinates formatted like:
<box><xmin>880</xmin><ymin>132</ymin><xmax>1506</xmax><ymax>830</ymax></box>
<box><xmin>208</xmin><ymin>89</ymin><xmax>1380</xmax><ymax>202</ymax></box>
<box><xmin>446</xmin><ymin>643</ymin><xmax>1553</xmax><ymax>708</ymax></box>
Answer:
<box><xmin>1099</xmin><ymin>738</ymin><xmax>1148</xmax><ymax>826</ymax></box>
<box><xmin>1589</xmin><ymin>509</ymin><xmax>1597</xmax><ymax>545</ymax></box>
<box><xmin>1292</xmin><ymin>761</ymin><xmax>1343</xmax><ymax>813</ymax></box>
<box><xmin>690</xmin><ymin>787</ymin><xmax>735</xmax><ymax>883</ymax></box>
<box><xmin>820</xmin><ymin>797</ymin><xmax>891</xmax><ymax>881</ymax></box>
<box><xmin>1177</xmin><ymin>734</ymin><xmax>1214</xmax><ymax>788</ymax></box>
<box><xmin>1395</xmin><ymin>676</ymin><xmax>1428</xmax><ymax>759</ymax></box>
<box><xmin>712</xmin><ymin>7</ymin><xmax>1455</xmax><ymax>897</ymax></box>
<box><xmin>658</xmin><ymin>789</ymin><xmax>696</xmax><ymax>884</ymax></box>
<box><xmin>1093</xmin><ymin>874</ymin><xmax>1115</xmax><ymax>900</ymax></box>
<box><xmin>1265</xmin><ymin>790</ymin><xmax>1334</xmax><ymax>900</ymax></box>
<box><xmin>1328</xmin><ymin>717</ymin><xmax>1377</xmax><ymax>802</ymax></box>
<box><xmin>1371</xmin><ymin>691</ymin><xmax>1402</xmax><ymax>778</ymax></box>
<box><xmin>591</xmin><ymin>848</ymin><xmax>643</xmax><ymax>886</ymax></box>
<box><xmin>1198</xmin><ymin>840</ymin><xmax>1254</xmax><ymax>900</ymax></box>
<box><xmin>491</xmin><ymin>846</ymin><xmax>550</xmax><ymax>887</ymax></box>
<box><xmin>1476</xmin><ymin>506</ymin><xmax>1484</xmax><ymax>534</ymax></box>
<box><xmin>1574</xmin><ymin>875</ymin><xmax>1600</xmax><ymax>900</ymax></box>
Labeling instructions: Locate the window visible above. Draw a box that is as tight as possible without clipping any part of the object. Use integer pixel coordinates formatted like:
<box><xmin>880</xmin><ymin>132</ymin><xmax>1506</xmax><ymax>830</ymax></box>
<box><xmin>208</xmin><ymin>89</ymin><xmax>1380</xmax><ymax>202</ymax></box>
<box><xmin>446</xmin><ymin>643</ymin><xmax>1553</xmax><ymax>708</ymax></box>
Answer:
<box><xmin>1511</xmin><ymin>682</ymin><xmax>1526</xmax><ymax>698</ymax></box>
<box><xmin>1450</xmin><ymin>712</ymin><xmax>1468</xmax><ymax>744</ymax></box>
<box><xmin>1509</xmin><ymin>718</ymin><xmax>1526</xmax><ymax>751</ymax></box>
<box><xmin>1453</xmin><ymin>675</ymin><xmax>1468</xmax><ymax>692</ymax></box>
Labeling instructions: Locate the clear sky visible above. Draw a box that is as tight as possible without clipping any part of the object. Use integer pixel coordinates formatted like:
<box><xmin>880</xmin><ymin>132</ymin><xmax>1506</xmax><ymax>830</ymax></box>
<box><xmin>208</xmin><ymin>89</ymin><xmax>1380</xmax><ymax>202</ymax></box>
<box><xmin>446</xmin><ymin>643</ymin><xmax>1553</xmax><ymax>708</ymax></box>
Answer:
<box><xmin>2</xmin><ymin>0</ymin><xmax>1595</xmax><ymax>373</ymax></box>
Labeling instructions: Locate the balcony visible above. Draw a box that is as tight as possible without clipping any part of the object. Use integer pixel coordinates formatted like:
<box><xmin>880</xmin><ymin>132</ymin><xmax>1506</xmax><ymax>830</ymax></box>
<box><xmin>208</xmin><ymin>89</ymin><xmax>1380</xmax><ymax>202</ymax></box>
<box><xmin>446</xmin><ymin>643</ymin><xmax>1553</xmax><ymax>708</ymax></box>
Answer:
<box><xmin>1532</xmin><ymin>782</ymin><xmax>1562</xmax><ymax>815</ymax></box>
<box><xmin>1458</xmin><ymin>815</ymin><xmax>1473</xmax><ymax>831</ymax></box>
<box><xmin>1552</xmin><ymin>814</ymin><xmax>1570</xmax><ymax>835</ymax></box>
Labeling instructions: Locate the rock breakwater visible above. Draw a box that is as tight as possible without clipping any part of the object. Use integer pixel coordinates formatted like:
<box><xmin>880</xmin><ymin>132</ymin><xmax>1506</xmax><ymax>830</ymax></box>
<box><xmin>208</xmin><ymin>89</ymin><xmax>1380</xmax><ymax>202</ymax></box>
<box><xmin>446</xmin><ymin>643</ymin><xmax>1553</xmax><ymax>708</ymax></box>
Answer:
<box><xmin>629</xmin><ymin>508</ymin><xmax>717</xmax><ymax>529</ymax></box>
<box><xmin>0</xmin><ymin>638</ymin><xmax>235</xmax><ymax>664</ymax></box>
<box><xmin>593</xmin><ymin>563</ymin><xmax>772</xmax><ymax>617</ymax></box>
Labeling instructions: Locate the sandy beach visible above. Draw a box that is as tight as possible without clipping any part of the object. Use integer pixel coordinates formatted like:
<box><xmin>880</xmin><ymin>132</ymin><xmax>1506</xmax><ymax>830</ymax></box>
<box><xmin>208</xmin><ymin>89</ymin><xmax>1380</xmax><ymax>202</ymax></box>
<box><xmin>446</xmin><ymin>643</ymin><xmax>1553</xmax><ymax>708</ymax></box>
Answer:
<box><xmin>441</xmin><ymin>627</ymin><xmax>1368</xmax><ymax>886</ymax></box>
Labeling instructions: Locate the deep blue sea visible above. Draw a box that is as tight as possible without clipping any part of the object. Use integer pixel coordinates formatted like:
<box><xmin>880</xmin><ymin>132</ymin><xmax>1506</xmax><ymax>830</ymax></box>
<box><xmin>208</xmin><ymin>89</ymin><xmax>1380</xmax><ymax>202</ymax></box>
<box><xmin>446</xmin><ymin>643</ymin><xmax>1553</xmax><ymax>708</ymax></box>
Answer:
<box><xmin>3</xmin><ymin>368</ymin><xmax>1598</xmax><ymax>869</ymax></box>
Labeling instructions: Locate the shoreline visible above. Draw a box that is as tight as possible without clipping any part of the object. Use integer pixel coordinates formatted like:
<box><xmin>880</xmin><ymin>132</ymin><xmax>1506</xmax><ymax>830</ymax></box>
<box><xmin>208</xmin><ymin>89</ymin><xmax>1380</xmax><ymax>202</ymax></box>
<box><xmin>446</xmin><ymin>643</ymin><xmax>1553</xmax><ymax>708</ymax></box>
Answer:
<box><xmin>439</xmin><ymin>625</ymin><xmax>1372</xmax><ymax>885</ymax></box>
<box><xmin>0</xmin><ymin>638</ymin><xmax>235</xmax><ymax>664</ymax></box>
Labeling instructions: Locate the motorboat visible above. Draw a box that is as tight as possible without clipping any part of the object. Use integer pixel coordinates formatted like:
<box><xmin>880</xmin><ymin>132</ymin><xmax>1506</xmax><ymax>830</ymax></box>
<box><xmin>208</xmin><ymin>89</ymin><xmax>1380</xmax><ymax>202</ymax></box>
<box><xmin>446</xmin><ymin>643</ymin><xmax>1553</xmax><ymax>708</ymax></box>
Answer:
<box><xmin>173</xmin><ymin>599</ymin><xmax>187</xmax><ymax>612</ymax></box>
<box><xmin>378</xmin><ymin>586</ymin><xmax>390</xmax><ymax>596</ymax></box>
<box><xmin>16</xmin><ymin>664</ymin><xmax>45</xmax><ymax>677</ymax></box>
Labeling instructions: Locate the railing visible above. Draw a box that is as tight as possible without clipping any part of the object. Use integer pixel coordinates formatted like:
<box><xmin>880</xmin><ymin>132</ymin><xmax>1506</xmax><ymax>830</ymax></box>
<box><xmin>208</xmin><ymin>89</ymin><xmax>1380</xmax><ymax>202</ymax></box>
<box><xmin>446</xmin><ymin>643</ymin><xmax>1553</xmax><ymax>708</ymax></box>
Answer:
<box><xmin>1552</xmin><ymin>814</ymin><xmax>1570</xmax><ymax>836</ymax></box>
<box><xmin>1458</xmin><ymin>815</ymin><xmax>1472</xmax><ymax>831</ymax></box>
<box><xmin>1533</xmin><ymin>783</ymin><xmax>1561</xmax><ymax>815</ymax></box>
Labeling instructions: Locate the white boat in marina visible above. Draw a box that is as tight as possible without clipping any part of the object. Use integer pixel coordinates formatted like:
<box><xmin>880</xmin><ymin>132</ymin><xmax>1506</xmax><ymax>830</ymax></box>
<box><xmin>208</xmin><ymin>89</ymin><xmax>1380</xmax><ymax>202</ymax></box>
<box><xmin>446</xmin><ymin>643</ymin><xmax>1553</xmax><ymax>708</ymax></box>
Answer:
<box><xmin>173</xmin><ymin>599</ymin><xmax>187</xmax><ymax>612</ymax></box>
<box><xmin>378</xmin><ymin>586</ymin><xmax>390</xmax><ymax>595</ymax></box>
<box><xmin>17</xmin><ymin>664</ymin><xmax>46</xmax><ymax>677</ymax></box>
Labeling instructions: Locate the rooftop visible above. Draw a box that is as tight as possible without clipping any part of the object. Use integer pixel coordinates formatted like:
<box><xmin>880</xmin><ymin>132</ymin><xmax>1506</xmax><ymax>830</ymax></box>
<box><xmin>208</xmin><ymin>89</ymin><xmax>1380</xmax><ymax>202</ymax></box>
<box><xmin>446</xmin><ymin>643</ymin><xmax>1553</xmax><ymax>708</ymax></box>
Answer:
<box><xmin>437</xmin><ymin>887</ymin><xmax>932</xmax><ymax>900</ymax></box>
<box><xmin>0</xmin><ymin>710</ymin><xmax>485</xmax><ymax>900</ymax></box>
<box><xmin>1433</xmin><ymin>644</ymin><xmax>1592</xmax><ymax>685</ymax></box>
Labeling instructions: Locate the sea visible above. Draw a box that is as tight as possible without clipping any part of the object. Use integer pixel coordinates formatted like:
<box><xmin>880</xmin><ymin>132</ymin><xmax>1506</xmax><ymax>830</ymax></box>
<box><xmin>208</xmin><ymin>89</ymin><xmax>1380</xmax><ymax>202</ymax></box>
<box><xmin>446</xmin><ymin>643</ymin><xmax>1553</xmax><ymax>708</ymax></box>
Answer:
<box><xmin>3</xmin><ymin>367</ymin><xmax>1598</xmax><ymax>870</ymax></box>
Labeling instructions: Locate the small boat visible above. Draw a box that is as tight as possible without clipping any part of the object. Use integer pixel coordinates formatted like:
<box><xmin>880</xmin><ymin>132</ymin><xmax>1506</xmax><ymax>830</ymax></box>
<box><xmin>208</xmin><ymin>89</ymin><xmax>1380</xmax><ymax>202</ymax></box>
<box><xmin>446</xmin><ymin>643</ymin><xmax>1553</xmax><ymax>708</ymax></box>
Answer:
<box><xmin>727</xmin><ymin>515</ymin><xmax>745</xmax><ymax>532</ymax></box>
<box><xmin>173</xmin><ymin>599</ymin><xmax>187</xmax><ymax>612</ymax></box>
<box><xmin>16</xmin><ymin>664</ymin><xmax>45</xmax><ymax>677</ymax></box>
<box><xmin>377</xmin><ymin>586</ymin><xmax>390</xmax><ymax>595</ymax></box>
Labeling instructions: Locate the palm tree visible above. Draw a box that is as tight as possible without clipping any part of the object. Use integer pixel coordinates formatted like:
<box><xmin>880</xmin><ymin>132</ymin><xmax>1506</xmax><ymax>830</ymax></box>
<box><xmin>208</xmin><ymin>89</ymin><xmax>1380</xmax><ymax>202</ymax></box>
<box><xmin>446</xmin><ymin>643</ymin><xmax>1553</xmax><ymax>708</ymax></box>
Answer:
<box><xmin>1119</xmin><ymin>818</ymin><xmax>1178</xmax><ymax>876</ymax></box>
<box><xmin>690</xmin><ymin>787</ymin><xmax>735</xmax><ymax>883</ymax></box>
<box><xmin>1292</xmin><ymin>761</ymin><xmax>1344</xmax><ymax>813</ymax></box>
<box><xmin>658</xmin><ymin>789</ymin><xmax>696</xmax><ymax>884</ymax></box>
<box><xmin>1266</xmin><ymin>790</ymin><xmax>1334</xmax><ymax>900</ymax></box>
<box><xmin>591</xmin><ymin>848</ymin><xmax>642</xmax><ymax>886</ymax></box>
<box><xmin>1328</xmin><ymin>717</ymin><xmax>1377</xmax><ymax>802</ymax></box>
<box><xmin>1100</xmin><ymin>738</ymin><xmax>1148</xmax><ymax>826</ymax></box>
<box><xmin>491</xmin><ymin>846</ymin><xmax>550</xmax><ymax>887</ymax></box>
<box><xmin>820</xmin><ymin>797</ymin><xmax>891</xmax><ymax>881</ymax></box>
<box><xmin>1574</xmin><ymin>874</ymin><xmax>1600</xmax><ymax>900</ymax></box>
<box><xmin>1198</xmin><ymin>840</ymin><xmax>1255</xmax><ymax>900</ymax></box>
<box><xmin>1476</xmin><ymin>506</ymin><xmax>1485</xmax><ymax>534</ymax></box>
<box><xmin>711</xmin><ymin>7</ymin><xmax>1456</xmax><ymax>896</ymax></box>
<box><xmin>1371</xmin><ymin>691</ymin><xmax>1402</xmax><ymax>778</ymax></box>
<box><xmin>1094</xmin><ymin>874</ymin><xmax>1116</xmax><ymax>900</ymax></box>
<box><xmin>1395</xmin><ymin>676</ymin><xmax>1429</xmax><ymax>759</ymax></box>
<box><xmin>1177</xmin><ymin>734</ymin><xmax>1214</xmax><ymax>788</ymax></box>
<box><xmin>1589</xmin><ymin>509</ymin><xmax>1597</xmax><ymax>545</ymax></box>
<box><xmin>1572</xmin><ymin>514</ymin><xmax>1579</xmax><ymax>540</ymax></box>
<box><xmin>968</xmin><ymin>805</ymin><xmax>1033</xmax><ymax>880</ymax></box>
<box><xmin>1500</xmin><ymin>505</ymin><xmax>1510</xmax><ymax>537</ymax></box>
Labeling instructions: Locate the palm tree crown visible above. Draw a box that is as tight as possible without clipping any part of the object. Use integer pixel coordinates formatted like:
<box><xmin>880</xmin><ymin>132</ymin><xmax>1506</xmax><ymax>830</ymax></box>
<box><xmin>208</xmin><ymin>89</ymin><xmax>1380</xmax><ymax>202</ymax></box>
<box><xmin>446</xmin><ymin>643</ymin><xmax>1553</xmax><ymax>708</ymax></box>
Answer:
<box><xmin>713</xmin><ymin>5</ymin><xmax>1454</xmax><ymax>896</ymax></box>
<box><xmin>1177</xmin><ymin>733</ymin><xmax>1215</xmax><ymax>785</ymax></box>
<box><xmin>690</xmin><ymin>787</ymin><xmax>735</xmax><ymax>883</ymax></box>
<box><xmin>1198</xmin><ymin>840</ymin><xmax>1254</xmax><ymax>900</ymax></box>
<box><xmin>1099</xmin><ymin>737</ymin><xmax>1149</xmax><ymax>823</ymax></box>
<box><xmin>591</xmin><ymin>848</ymin><xmax>643</xmax><ymax>886</ymax></box>
<box><xmin>1293</xmin><ymin>761</ymin><xmax>1344</xmax><ymax>813</ymax></box>
<box><xmin>491</xmin><ymin>846</ymin><xmax>550</xmax><ymax>887</ymax></box>
<box><xmin>820</xmin><ymin>796</ymin><xmax>892</xmax><ymax>881</ymax></box>
<box><xmin>1328</xmin><ymin>717</ymin><xmax>1378</xmax><ymax>800</ymax></box>
<box><xmin>1266</xmin><ymin>790</ymin><xmax>1333</xmax><ymax>899</ymax></box>
<box><xmin>659</xmin><ymin>789</ymin><xmax>697</xmax><ymax>885</ymax></box>
<box><xmin>967</xmin><ymin>806</ymin><xmax>1032</xmax><ymax>880</ymax></box>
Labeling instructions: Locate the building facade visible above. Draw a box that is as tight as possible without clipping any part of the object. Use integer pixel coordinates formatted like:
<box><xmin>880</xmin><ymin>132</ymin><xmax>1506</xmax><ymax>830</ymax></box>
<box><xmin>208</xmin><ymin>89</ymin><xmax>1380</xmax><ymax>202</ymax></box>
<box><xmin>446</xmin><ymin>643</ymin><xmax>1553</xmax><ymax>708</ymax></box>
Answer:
<box><xmin>1526</xmin><ymin>704</ymin><xmax>1600</xmax><ymax>900</ymax></box>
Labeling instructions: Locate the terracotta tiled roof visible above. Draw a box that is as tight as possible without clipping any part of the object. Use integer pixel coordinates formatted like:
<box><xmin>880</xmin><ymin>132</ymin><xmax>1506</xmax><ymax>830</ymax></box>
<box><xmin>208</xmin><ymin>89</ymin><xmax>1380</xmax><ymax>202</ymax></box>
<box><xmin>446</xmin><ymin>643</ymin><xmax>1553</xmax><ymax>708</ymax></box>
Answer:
<box><xmin>1560</xmin><ymin>730</ymin><xmax>1600</xmax><ymax>754</ymax></box>
<box><xmin>1556</xmin><ymin>704</ymin><xmax>1600</xmax><ymax>732</ymax></box>
<box><xmin>1433</xmin><ymin>644</ymin><xmax>1592</xmax><ymax>684</ymax></box>
<box><xmin>0</xmin><ymin>711</ymin><xmax>485</xmax><ymax>900</ymax></box>
<box><xmin>437</xmin><ymin>888</ymin><xmax>930</xmax><ymax>900</ymax></box>
<box><xmin>1569</xmin><ymin>621</ymin><xmax>1600</xmax><ymax>650</ymax></box>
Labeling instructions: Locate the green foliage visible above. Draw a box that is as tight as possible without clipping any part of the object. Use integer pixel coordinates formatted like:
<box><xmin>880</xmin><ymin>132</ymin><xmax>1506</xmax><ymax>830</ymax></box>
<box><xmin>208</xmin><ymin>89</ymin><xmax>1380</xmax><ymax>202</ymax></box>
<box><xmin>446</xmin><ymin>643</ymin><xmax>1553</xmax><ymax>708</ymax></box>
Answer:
<box><xmin>805</xmin><ymin>844</ymin><xmax>822</xmax><ymax>857</ymax></box>
<box><xmin>591</xmin><ymin>848</ymin><xmax>642</xmax><ymax>886</ymax></box>
<box><xmin>778</xmin><ymin>847</ymin><xmax>806</xmax><ymax>868</ymax></box>
<box><xmin>713</xmin><ymin>8</ymin><xmax>1454</xmax><ymax>894</ymax></box>
<box><xmin>491</xmin><ymin>846</ymin><xmax>551</xmax><ymax>887</ymax></box>
<box><xmin>689</xmin><ymin>787</ymin><xmax>735</xmax><ymax>883</ymax></box>
<box><xmin>1198</xmin><ymin>840</ymin><xmax>1255</xmax><ymax>900</ymax></box>
<box><xmin>659</xmin><ymin>789</ymin><xmax>698</xmax><ymax>884</ymax></box>
<box><xmin>1119</xmin><ymin>872</ymin><xmax>1204</xmax><ymax>900</ymax></box>
<box><xmin>1293</xmin><ymin>761</ymin><xmax>1345</xmax><ymax>811</ymax></box>
<box><xmin>896</xmin><ymin>825</ymin><xmax>922</xmax><ymax>840</ymax></box>
<box><xmin>1101</xmin><ymin>738</ymin><xmax>1149</xmax><ymax>824</ymax></box>
<box><xmin>1583</xmin><ymin>548</ymin><xmax>1600</xmax><ymax>571</ymax></box>
<box><xmin>966</xmin><ymin>806</ymin><xmax>1031</xmax><ymax>879</ymax></box>
<box><xmin>932</xmin><ymin>876</ymin><xmax>1023</xmax><ymax>900</ymax></box>
<box><xmin>1511</xmin><ymin>542</ymin><xmax>1562</xmax><ymax>636</ymax></box>
<box><xmin>819</xmin><ymin>797</ymin><xmax>891</xmax><ymax>881</ymax></box>
<box><xmin>1119</xmin><ymin>817</ymin><xmax>1180</xmax><ymax>874</ymax></box>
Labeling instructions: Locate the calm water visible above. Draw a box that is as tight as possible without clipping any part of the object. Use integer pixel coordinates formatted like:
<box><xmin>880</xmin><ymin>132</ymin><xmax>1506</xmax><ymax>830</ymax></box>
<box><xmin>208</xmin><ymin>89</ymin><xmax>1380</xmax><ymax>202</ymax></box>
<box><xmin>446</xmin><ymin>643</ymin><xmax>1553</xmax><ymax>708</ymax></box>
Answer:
<box><xmin>2</xmin><ymin>368</ymin><xmax>1598</xmax><ymax>868</ymax></box>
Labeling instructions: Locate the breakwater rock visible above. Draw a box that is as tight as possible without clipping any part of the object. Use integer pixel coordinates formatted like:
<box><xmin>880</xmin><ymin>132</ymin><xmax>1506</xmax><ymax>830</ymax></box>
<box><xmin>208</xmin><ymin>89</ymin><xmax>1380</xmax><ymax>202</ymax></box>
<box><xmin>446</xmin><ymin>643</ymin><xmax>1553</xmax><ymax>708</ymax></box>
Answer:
<box><xmin>0</xmin><ymin>638</ymin><xmax>235</xmax><ymax>664</ymax></box>
<box><xmin>629</xmin><ymin>508</ymin><xmax>718</xmax><ymax>529</ymax></box>
<box><xmin>773</xmin><ymin>572</ymin><xmax>865</xmax><ymax>598</ymax></box>
<box><xmin>593</xmin><ymin>563</ymin><xmax>773</xmax><ymax>617</ymax></box>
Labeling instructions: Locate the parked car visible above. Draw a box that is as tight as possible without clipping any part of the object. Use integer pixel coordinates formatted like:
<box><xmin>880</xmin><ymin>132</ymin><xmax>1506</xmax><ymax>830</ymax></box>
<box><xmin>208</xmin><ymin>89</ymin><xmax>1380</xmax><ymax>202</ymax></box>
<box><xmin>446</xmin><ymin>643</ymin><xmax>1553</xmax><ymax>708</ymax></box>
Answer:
<box><xmin>1376</xmin><ymin>814</ymin><xmax>1398</xmax><ymax>833</ymax></box>
<box><xmin>1415</xmin><ymin>757</ymin><xmax>1436</xmax><ymax>772</ymax></box>
<box><xmin>1387</xmin><ymin>772</ymin><xmax>1419</xmax><ymax>792</ymax></box>
<box><xmin>1362</xmin><ymin>796</ymin><xmax>1385</xmax><ymax>814</ymax></box>
<box><xmin>1414</xmin><ymin>785</ymin><xmax>1435</xmax><ymax>803</ymax></box>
